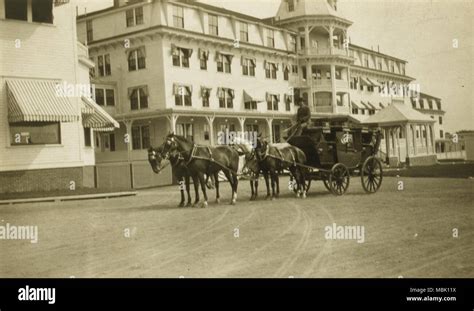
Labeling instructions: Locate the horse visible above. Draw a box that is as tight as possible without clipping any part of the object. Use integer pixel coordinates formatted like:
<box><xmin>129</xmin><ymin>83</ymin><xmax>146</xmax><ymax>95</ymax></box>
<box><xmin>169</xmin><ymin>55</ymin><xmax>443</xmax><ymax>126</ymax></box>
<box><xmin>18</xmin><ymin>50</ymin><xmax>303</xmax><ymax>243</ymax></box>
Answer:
<box><xmin>254</xmin><ymin>137</ymin><xmax>308</xmax><ymax>200</ymax></box>
<box><xmin>161</xmin><ymin>134</ymin><xmax>240</xmax><ymax>207</ymax></box>
<box><xmin>231</xmin><ymin>137</ymin><xmax>265</xmax><ymax>201</ymax></box>
<box><xmin>147</xmin><ymin>146</ymin><xmax>195</xmax><ymax>207</ymax></box>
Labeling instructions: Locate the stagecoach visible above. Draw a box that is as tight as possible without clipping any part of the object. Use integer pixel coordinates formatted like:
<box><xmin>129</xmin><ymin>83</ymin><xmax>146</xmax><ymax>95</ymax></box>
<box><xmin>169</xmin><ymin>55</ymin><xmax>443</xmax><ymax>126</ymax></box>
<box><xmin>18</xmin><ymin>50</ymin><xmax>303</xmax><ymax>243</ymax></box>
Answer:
<box><xmin>287</xmin><ymin>122</ymin><xmax>383</xmax><ymax>196</ymax></box>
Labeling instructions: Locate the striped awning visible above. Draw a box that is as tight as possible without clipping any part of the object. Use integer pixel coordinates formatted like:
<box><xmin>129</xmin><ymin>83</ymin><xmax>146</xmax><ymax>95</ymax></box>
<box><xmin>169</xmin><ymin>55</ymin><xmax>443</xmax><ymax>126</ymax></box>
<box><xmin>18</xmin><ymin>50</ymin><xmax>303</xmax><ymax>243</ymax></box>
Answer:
<box><xmin>243</xmin><ymin>90</ymin><xmax>264</xmax><ymax>103</ymax></box>
<box><xmin>6</xmin><ymin>79</ymin><xmax>80</xmax><ymax>123</ymax></box>
<box><xmin>367</xmin><ymin>78</ymin><xmax>383</xmax><ymax>87</ymax></box>
<box><xmin>359</xmin><ymin>77</ymin><xmax>372</xmax><ymax>86</ymax></box>
<box><xmin>366</xmin><ymin>102</ymin><xmax>377</xmax><ymax>110</ymax></box>
<box><xmin>360</xmin><ymin>101</ymin><xmax>370</xmax><ymax>109</ymax></box>
<box><xmin>351</xmin><ymin>101</ymin><xmax>362</xmax><ymax>109</ymax></box>
<box><xmin>81</xmin><ymin>96</ymin><xmax>120</xmax><ymax>132</ymax></box>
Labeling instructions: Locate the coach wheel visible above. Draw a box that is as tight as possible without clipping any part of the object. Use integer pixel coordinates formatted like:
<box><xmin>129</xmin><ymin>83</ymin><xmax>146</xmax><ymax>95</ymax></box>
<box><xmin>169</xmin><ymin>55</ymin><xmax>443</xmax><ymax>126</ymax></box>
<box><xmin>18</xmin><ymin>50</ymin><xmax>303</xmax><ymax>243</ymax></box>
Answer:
<box><xmin>328</xmin><ymin>163</ymin><xmax>350</xmax><ymax>196</ymax></box>
<box><xmin>361</xmin><ymin>156</ymin><xmax>383</xmax><ymax>194</ymax></box>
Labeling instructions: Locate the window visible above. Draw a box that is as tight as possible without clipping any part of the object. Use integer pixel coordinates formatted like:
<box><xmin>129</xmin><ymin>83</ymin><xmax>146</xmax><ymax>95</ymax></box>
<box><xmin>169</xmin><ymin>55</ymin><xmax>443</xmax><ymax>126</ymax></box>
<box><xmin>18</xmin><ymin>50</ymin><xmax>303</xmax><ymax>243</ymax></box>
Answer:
<box><xmin>378</xmin><ymin>60</ymin><xmax>382</xmax><ymax>70</ymax></box>
<box><xmin>364</xmin><ymin>55</ymin><xmax>369</xmax><ymax>67</ymax></box>
<box><xmin>129</xmin><ymin>86</ymin><xmax>149</xmax><ymax>110</ymax></box>
<box><xmin>32</xmin><ymin>0</ymin><xmax>53</xmax><ymax>23</ymax></box>
<box><xmin>95</xmin><ymin>89</ymin><xmax>105</xmax><ymax>106</ymax></box>
<box><xmin>288</xmin><ymin>0</ymin><xmax>295</xmax><ymax>11</ymax></box>
<box><xmin>240</xmin><ymin>22</ymin><xmax>249</xmax><ymax>42</ymax></box>
<box><xmin>218</xmin><ymin>88</ymin><xmax>234</xmax><ymax>108</ymax></box>
<box><xmin>217</xmin><ymin>53</ymin><xmax>232</xmax><ymax>73</ymax></box>
<box><xmin>284</xmin><ymin>94</ymin><xmax>292</xmax><ymax>111</ymax></box>
<box><xmin>201</xmin><ymin>87</ymin><xmax>211</xmax><ymax>107</ymax></box>
<box><xmin>84</xmin><ymin>128</ymin><xmax>92</xmax><ymax>147</ymax></box>
<box><xmin>284</xmin><ymin>66</ymin><xmax>290</xmax><ymax>81</ymax></box>
<box><xmin>326</xmin><ymin>70</ymin><xmax>331</xmax><ymax>79</ymax></box>
<box><xmin>201</xmin><ymin>124</ymin><xmax>209</xmax><ymax>141</ymax></box>
<box><xmin>97</xmin><ymin>54</ymin><xmax>111</xmax><ymax>77</ymax></box>
<box><xmin>439</xmin><ymin>116</ymin><xmax>443</xmax><ymax>125</ymax></box>
<box><xmin>244</xmin><ymin>101</ymin><xmax>257</xmax><ymax>110</ymax></box>
<box><xmin>242</xmin><ymin>57</ymin><xmax>256</xmax><ymax>77</ymax></box>
<box><xmin>126</xmin><ymin>7</ymin><xmax>144</xmax><ymax>27</ymax></box>
<box><xmin>173</xmin><ymin>5</ymin><xmax>184</xmax><ymax>28</ymax></box>
<box><xmin>5</xmin><ymin>0</ymin><xmax>28</xmax><ymax>21</ymax></box>
<box><xmin>265</xmin><ymin>62</ymin><xmax>278</xmax><ymax>79</ymax></box>
<box><xmin>266</xmin><ymin>93</ymin><xmax>279</xmax><ymax>111</ymax></box>
<box><xmin>267</xmin><ymin>29</ymin><xmax>275</xmax><ymax>48</ymax></box>
<box><xmin>172</xmin><ymin>46</ymin><xmax>192</xmax><ymax>68</ymax></box>
<box><xmin>174</xmin><ymin>85</ymin><xmax>192</xmax><ymax>107</ymax></box>
<box><xmin>335</xmin><ymin>69</ymin><xmax>341</xmax><ymax>80</ymax></box>
<box><xmin>128</xmin><ymin>47</ymin><xmax>146</xmax><ymax>71</ymax></box>
<box><xmin>106</xmin><ymin>89</ymin><xmax>115</xmax><ymax>106</ymax></box>
<box><xmin>109</xmin><ymin>133</ymin><xmax>116</xmax><ymax>152</ymax></box>
<box><xmin>368</xmin><ymin>85</ymin><xmax>374</xmax><ymax>92</ymax></box>
<box><xmin>350</xmin><ymin>77</ymin><xmax>358</xmax><ymax>90</ymax></box>
<box><xmin>10</xmin><ymin>122</ymin><xmax>60</xmax><ymax>145</ymax></box>
<box><xmin>390</xmin><ymin>62</ymin><xmax>395</xmax><ymax>73</ymax></box>
<box><xmin>209</xmin><ymin>14</ymin><xmax>218</xmax><ymax>36</ymax></box>
<box><xmin>289</xmin><ymin>35</ymin><xmax>297</xmax><ymax>52</ymax></box>
<box><xmin>132</xmin><ymin>125</ymin><xmax>150</xmax><ymax>150</ymax></box>
<box><xmin>176</xmin><ymin>124</ymin><xmax>194</xmax><ymax>142</ymax></box>
<box><xmin>292</xmin><ymin>65</ymin><xmax>298</xmax><ymax>74</ymax></box>
<box><xmin>86</xmin><ymin>20</ymin><xmax>93</xmax><ymax>42</ymax></box>
<box><xmin>199</xmin><ymin>49</ymin><xmax>209</xmax><ymax>70</ymax></box>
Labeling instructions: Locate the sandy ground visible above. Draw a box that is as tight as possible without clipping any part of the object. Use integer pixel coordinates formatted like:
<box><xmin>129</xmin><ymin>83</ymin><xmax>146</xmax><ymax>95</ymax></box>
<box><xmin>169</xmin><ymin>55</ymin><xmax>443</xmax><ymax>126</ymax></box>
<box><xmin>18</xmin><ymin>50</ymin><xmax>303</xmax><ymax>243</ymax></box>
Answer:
<box><xmin>0</xmin><ymin>176</ymin><xmax>472</xmax><ymax>278</ymax></box>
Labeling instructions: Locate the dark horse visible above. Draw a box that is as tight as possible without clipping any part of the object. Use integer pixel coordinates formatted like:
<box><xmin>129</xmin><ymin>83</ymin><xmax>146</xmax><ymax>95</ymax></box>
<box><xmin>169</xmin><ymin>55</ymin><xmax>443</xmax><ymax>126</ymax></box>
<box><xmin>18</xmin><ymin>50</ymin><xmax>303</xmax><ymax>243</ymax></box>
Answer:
<box><xmin>148</xmin><ymin>146</ymin><xmax>196</xmax><ymax>207</ymax></box>
<box><xmin>161</xmin><ymin>134</ymin><xmax>240</xmax><ymax>207</ymax></box>
<box><xmin>254</xmin><ymin>138</ymin><xmax>308</xmax><ymax>199</ymax></box>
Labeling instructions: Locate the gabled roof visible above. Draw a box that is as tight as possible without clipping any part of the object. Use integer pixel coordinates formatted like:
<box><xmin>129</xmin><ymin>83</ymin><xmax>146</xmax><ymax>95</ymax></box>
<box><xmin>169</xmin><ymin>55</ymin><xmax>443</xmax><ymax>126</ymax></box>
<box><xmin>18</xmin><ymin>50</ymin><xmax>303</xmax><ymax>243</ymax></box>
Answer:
<box><xmin>363</xmin><ymin>102</ymin><xmax>434</xmax><ymax>124</ymax></box>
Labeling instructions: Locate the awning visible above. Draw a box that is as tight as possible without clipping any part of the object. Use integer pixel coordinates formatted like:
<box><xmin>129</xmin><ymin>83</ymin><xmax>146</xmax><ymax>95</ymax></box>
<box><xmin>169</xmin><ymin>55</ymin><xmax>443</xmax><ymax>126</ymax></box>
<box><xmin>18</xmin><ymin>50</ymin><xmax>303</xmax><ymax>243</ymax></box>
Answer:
<box><xmin>81</xmin><ymin>96</ymin><xmax>120</xmax><ymax>132</ymax></box>
<box><xmin>243</xmin><ymin>90</ymin><xmax>264</xmax><ymax>103</ymax></box>
<box><xmin>367</xmin><ymin>78</ymin><xmax>383</xmax><ymax>87</ymax></box>
<box><xmin>351</xmin><ymin>101</ymin><xmax>362</xmax><ymax>109</ymax></box>
<box><xmin>360</xmin><ymin>101</ymin><xmax>370</xmax><ymax>109</ymax></box>
<box><xmin>359</xmin><ymin>77</ymin><xmax>372</xmax><ymax>86</ymax></box>
<box><xmin>366</xmin><ymin>102</ymin><xmax>377</xmax><ymax>110</ymax></box>
<box><xmin>6</xmin><ymin>79</ymin><xmax>80</xmax><ymax>123</ymax></box>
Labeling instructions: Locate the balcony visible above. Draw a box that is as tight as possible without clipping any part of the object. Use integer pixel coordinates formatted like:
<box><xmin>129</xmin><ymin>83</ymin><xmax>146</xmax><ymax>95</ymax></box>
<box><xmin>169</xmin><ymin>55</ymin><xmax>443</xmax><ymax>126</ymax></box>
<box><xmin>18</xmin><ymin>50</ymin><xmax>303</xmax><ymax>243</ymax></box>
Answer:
<box><xmin>300</xmin><ymin>47</ymin><xmax>354</xmax><ymax>58</ymax></box>
<box><xmin>310</xmin><ymin>105</ymin><xmax>333</xmax><ymax>114</ymax></box>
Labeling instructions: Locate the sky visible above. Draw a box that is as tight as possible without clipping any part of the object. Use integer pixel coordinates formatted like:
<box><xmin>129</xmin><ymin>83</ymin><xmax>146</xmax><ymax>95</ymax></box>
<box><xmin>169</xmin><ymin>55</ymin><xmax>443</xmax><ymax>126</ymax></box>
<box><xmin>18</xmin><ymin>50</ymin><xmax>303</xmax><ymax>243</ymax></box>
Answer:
<box><xmin>77</xmin><ymin>0</ymin><xmax>473</xmax><ymax>132</ymax></box>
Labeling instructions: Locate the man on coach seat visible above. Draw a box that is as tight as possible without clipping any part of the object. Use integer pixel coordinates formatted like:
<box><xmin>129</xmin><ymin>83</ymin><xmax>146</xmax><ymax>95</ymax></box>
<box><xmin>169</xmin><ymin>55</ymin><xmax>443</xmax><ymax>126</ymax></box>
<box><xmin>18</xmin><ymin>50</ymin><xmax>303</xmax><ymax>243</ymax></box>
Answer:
<box><xmin>292</xmin><ymin>100</ymin><xmax>311</xmax><ymax>137</ymax></box>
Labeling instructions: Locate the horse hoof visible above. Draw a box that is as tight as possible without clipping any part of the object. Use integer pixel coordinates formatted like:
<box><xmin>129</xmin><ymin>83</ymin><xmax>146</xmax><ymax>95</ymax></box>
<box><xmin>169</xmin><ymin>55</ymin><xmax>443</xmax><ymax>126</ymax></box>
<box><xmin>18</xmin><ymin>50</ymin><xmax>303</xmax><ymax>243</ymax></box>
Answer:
<box><xmin>215</xmin><ymin>198</ymin><xmax>221</xmax><ymax>204</ymax></box>
<box><xmin>265</xmin><ymin>195</ymin><xmax>271</xmax><ymax>200</ymax></box>
<box><xmin>178</xmin><ymin>202</ymin><xmax>185</xmax><ymax>208</ymax></box>
<box><xmin>201</xmin><ymin>201</ymin><xmax>208</xmax><ymax>208</ymax></box>
<box><xmin>186</xmin><ymin>202</ymin><xmax>193</xmax><ymax>207</ymax></box>
<box><xmin>302</xmin><ymin>193</ymin><xmax>307</xmax><ymax>199</ymax></box>
<box><xmin>271</xmin><ymin>197</ymin><xmax>276</xmax><ymax>201</ymax></box>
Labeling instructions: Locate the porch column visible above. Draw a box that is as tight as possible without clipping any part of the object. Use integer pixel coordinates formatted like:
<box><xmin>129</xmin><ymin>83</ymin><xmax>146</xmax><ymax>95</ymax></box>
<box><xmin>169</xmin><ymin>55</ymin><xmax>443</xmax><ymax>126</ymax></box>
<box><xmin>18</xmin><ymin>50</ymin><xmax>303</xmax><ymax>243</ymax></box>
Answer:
<box><xmin>205</xmin><ymin>115</ymin><xmax>215</xmax><ymax>146</ymax></box>
<box><xmin>384</xmin><ymin>128</ymin><xmax>390</xmax><ymax>163</ymax></box>
<box><xmin>424</xmin><ymin>124</ymin><xmax>430</xmax><ymax>154</ymax></box>
<box><xmin>305</xmin><ymin>25</ymin><xmax>310</xmax><ymax>54</ymax></box>
<box><xmin>238</xmin><ymin>117</ymin><xmax>246</xmax><ymax>135</ymax></box>
<box><xmin>166</xmin><ymin>114</ymin><xmax>178</xmax><ymax>134</ymax></box>
<box><xmin>331</xmin><ymin>64</ymin><xmax>337</xmax><ymax>113</ymax></box>
<box><xmin>429</xmin><ymin>124</ymin><xmax>435</xmax><ymax>154</ymax></box>
<box><xmin>266</xmin><ymin>117</ymin><xmax>273</xmax><ymax>144</ymax></box>
<box><xmin>328</xmin><ymin>25</ymin><xmax>334</xmax><ymax>54</ymax></box>
<box><xmin>404</xmin><ymin>124</ymin><xmax>410</xmax><ymax>162</ymax></box>
<box><xmin>411</xmin><ymin>124</ymin><xmax>417</xmax><ymax>156</ymax></box>
<box><xmin>395</xmin><ymin>126</ymin><xmax>400</xmax><ymax>161</ymax></box>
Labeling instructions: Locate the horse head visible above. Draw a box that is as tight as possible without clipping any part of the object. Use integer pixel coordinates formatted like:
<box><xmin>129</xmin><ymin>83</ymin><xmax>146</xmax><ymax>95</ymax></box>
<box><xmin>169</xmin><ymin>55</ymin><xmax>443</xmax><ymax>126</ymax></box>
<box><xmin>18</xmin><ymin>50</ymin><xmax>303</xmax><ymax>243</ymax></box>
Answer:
<box><xmin>254</xmin><ymin>136</ymin><xmax>269</xmax><ymax>161</ymax></box>
<box><xmin>148</xmin><ymin>146</ymin><xmax>165</xmax><ymax>174</ymax></box>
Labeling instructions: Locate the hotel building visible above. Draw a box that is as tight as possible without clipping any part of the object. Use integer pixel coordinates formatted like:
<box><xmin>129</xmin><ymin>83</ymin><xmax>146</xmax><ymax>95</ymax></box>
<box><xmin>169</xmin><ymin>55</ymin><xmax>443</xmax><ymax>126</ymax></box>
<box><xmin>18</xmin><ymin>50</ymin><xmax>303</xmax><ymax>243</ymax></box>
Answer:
<box><xmin>76</xmin><ymin>0</ymin><xmax>445</xmax><ymax>188</ymax></box>
<box><xmin>0</xmin><ymin>0</ymin><xmax>118</xmax><ymax>193</ymax></box>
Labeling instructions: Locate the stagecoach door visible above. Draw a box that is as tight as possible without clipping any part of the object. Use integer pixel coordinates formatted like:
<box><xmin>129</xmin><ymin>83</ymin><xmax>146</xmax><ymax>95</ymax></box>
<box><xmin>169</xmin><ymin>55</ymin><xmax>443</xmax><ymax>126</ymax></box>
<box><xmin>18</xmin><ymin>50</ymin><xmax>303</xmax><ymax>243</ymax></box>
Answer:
<box><xmin>335</xmin><ymin>130</ymin><xmax>362</xmax><ymax>168</ymax></box>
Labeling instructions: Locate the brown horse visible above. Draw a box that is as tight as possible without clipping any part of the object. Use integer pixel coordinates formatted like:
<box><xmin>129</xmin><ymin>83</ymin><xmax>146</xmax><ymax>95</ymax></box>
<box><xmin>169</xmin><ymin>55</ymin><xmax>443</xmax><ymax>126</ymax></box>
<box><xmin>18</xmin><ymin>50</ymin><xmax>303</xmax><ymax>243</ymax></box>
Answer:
<box><xmin>148</xmin><ymin>146</ymin><xmax>196</xmax><ymax>207</ymax></box>
<box><xmin>254</xmin><ymin>137</ymin><xmax>308</xmax><ymax>200</ymax></box>
<box><xmin>161</xmin><ymin>134</ymin><xmax>240</xmax><ymax>207</ymax></box>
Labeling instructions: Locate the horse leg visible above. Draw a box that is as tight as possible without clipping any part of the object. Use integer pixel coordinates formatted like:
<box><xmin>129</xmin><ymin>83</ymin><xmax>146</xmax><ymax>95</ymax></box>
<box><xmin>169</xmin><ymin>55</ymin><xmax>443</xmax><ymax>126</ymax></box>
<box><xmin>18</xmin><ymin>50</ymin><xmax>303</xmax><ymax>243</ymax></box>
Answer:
<box><xmin>250</xmin><ymin>180</ymin><xmax>255</xmax><ymax>201</ymax></box>
<box><xmin>255</xmin><ymin>173</ymin><xmax>259</xmax><ymax>200</ymax></box>
<box><xmin>263</xmin><ymin>171</ymin><xmax>271</xmax><ymax>200</ymax></box>
<box><xmin>178</xmin><ymin>176</ymin><xmax>185</xmax><ymax>207</ymax></box>
<box><xmin>192</xmin><ymin>174</ymin><xmax>200</xmax><ymax>207</ymax></box>
<box><xmin>197</xmin><ymin>172</ymin><xmax>208</xmax><ymax>208</ymax></box>
<box><xmin>214</xmin><ymin>172</ymin><xmax>220</xmax><ymax>204</ymax></box>
<box><xmin>223</xmin><ymin>170</ymin><xmax>236</xmax><ymax>205</ymax></box>
<box><xmin>232</xmin><ymin>173</ymin><xmax>238</xmax><ymax>204</ymax></box>
<box><xmin>275</xmin><ymin>170</ymin><xmax>280</xmax><ymax>198</ymax></box>
<box><xmin>299</xmin><ymin>168</ymin><xmax>307</xmax><ymax>199</ymax></box>
<box><xmin>185</xmin><ymin>174</ymin><xmax>192</xmax><ymax>207</ymax></box>
<box><xmin>270</xmin><ymin>171</ymin><xmax>277</xmax><ymax>200</ymax></box>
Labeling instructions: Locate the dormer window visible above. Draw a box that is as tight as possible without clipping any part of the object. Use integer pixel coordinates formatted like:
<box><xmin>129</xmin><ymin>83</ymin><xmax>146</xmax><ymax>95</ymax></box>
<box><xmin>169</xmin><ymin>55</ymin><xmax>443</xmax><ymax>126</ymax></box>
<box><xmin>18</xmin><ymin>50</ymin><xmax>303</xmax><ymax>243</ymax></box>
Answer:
<box><xmin>288</xmin><ymin>0</ymin><xmax>295</xmax><ymax>12</ymax></box>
